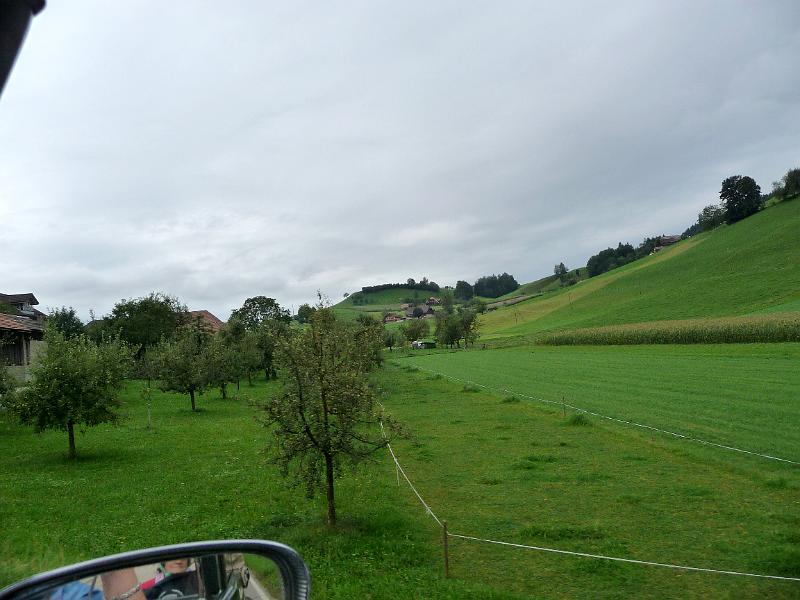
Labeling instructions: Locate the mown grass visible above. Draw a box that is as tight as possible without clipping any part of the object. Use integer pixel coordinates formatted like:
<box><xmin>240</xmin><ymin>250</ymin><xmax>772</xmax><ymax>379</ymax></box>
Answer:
<box><xmin>0</xmin><ymin>379</ymin><xmax>523</xmax><ymax>599</ymax></box>
<box><xmin>481</xmin><ymin>198</ymin><xmax>800</xmax><ymax>338</ymax></box>
<box><xmin>379</xmin><ymin>360</ymin><xmax>800</xmax><ymax>598</ymax></box>
<box><xmin>537</xmin><ymin>313</ymin><xmax>800</xmax><ymax>345</ymax></box>
<box><xmin>3</xmin><ymin>343</ymin><xmax>799</xmax><ymax>599</ymax></box>
<box><xmin>399</xmin><ymin>343</ymin><xmax>800</xmax><ymax>470</ymax></box>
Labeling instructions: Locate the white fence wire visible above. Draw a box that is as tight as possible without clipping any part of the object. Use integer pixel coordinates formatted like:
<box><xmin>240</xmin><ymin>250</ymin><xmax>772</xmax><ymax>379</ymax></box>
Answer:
<box><xmin>412</xmin><ymin>365</ymin><xmax>798</xmax><ymax>466</ymax></box>
<box><xmin>377</xmin><ymin>408</ymin><xmax>800</xmax><ymax>583</ymax></box>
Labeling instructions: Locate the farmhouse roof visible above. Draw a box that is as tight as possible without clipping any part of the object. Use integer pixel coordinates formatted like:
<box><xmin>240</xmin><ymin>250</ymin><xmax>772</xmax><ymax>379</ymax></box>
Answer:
<box><xmin>0</xmin><ymin>313</ymin><xmax>43</xmax><ymax>332</ymax></box>
<box><xmin>189</xmin><ymin>310</ymin><xmax>225</xmax><ymax>333</ymax></box>
<box><xmin>0</xmin><ymin>293</ymin><xmax>39</xmax><ymax>305</ymax></box>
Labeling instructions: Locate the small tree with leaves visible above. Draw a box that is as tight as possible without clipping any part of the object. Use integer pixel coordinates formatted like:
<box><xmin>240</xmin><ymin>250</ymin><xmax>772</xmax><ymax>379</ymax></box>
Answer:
<box><xmin>48</xmin><ymin>306</ymin><xmax>84</xmax><ymax>339</ymax></box>
<box><xmin>201</xmin><ymin>335</ymin><xmax>238</xmax><ymax>399</ymax></box>
<box><xmin>152</xmin><ymin>325</ymin><xmax>211</xmax><ymax>411</ymax></box>
<box><xmin>6</xmin><ymin>330</ymin><xmax>133</xmax><ymax>459</ymax></box>
<box><xmin>400</xmin><ymin>318</ymin><xmax>429</xmax><ymax>343</ymax></box>
<box><xmin>258</xmin><ymin>308</ymin><xmax>395</xmax><ymax>525</ymax></box>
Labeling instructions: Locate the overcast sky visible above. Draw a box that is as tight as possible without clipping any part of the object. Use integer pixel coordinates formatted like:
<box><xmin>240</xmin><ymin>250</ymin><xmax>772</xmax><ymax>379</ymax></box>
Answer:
<box><xmin>1</xmin><ymin>1</ymin><xmax>798</xmax><ymax>321</ymax></box>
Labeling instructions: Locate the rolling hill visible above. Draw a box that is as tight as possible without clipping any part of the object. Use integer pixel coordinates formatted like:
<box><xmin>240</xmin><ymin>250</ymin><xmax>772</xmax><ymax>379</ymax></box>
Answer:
<box><xmin>481</xmin><ymin>198</ymin><xmax>800</xmax><ymax>339</ymax></box>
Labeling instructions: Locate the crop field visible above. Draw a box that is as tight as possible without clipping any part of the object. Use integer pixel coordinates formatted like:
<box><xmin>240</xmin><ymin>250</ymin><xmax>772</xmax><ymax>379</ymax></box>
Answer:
<box><xmin>537</xmin><ymin>313</ymin><xmax>800</xmax><ymax>345</ymax></box>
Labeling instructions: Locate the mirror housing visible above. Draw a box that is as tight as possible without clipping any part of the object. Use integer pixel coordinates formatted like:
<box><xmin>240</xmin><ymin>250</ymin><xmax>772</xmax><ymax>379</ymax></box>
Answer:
<box><xmin>0</xmin><ymin>0</ymin><xmax>45</xmax><ymax>97</ymax></box>
<box><xmin>0</xmin><ymin>540</ymin><xmax>310</xmax><ymax>600</ymax></box>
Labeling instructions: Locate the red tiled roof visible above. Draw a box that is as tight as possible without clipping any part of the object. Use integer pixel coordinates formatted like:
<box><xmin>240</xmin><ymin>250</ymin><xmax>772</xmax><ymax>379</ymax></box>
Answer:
<box><xmin>0</xmin><ymin>313</ymin><xmax>33</xmax><ymax>332</ymax></box>
<box><xmin>189</xmin><ymin>310</ymin><xmax>225</xmax><ymax>333</ymax></box>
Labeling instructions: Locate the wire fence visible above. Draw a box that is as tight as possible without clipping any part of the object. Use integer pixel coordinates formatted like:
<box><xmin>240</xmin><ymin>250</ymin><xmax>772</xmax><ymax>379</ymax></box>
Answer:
<box><xmin>377</xmin><ymin>406</ymin><xmax>800</xmax><ymax>584</ymax></box>
<box><xmin>411</xmin><ymin>365</ymin><xmax>799</xmax><ymax>466</ymax></box>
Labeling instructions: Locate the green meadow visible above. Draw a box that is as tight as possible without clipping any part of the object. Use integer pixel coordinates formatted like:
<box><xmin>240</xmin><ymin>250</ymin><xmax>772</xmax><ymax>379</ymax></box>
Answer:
<box><xmin>2</xmin><ymin>342</ymin><xmax>799</xmax><ymax>599</ymax></box>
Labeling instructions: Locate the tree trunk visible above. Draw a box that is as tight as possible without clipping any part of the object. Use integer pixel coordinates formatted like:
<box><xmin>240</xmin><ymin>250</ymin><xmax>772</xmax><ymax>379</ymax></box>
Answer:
<box><xmin>190</xmin><ymin>389</ymin><xmax>196</xmax><ymax>411</ymax></box>
<box><xmin>221</xmin><ymin>383</ymin><xmax>227</xmax><ymax>399</ymax></box>
<box><xmin>325</xmin><ymin>452</ymin><xmax>336</xmax><ymax>525</ymax></box>
<box><xmin>236</xmin><ymin>379</ymin><xmax>240</xmax><ymax>391</ymax></box>
<box><xmin>67</xmin><ymin>420</ymin><xmax>76</xmax><ymax>459</ymax></box>
<box><xmin>247</xmin><ymin>372</ymin><xmax>252</xmax><ymax>386</ymax></box>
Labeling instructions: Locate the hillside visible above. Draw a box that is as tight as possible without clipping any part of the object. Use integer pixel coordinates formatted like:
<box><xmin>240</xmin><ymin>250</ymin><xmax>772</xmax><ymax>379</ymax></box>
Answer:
<box><xmin>482</xmin><ymin>198</ymin><xmax>800</xmax><ymax>338</ymax></box>
<box><xmin>332</xmin><ymin>286</ymin><xmax>438</xmax><ymax>321</ymax></box>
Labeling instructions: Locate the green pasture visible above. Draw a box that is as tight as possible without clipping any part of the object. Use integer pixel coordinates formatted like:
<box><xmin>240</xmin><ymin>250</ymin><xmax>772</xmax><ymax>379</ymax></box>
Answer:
<box><xmin>482</xmin><ymin>198</ymin><xmax>800</xmax><ymax>338</ymax></box>
<box><xmin>0</xmin><ymin>379</ymin><xmax>513</xmax><ymax>599</ymax></box>
<box><xmin>399</xmin><ymin>344</ymin><xmax>800</xmax><ymax>460</ymax></box>
<box><xmin>2</xmin><ymin>342</ymin><xmax>799</xmax><ymax>598</ymax></box>
<box><xmin>386</xmin><ymin>346</ymin><xmax>800</xmax><ymax>598</ymax></box>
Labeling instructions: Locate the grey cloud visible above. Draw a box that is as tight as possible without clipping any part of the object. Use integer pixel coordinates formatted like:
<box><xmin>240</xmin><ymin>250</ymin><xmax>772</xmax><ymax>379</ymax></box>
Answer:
<box><xmin>2</xmin><ymin>1</ymin><xmax>799</xmax><ymax>320</ymax></box>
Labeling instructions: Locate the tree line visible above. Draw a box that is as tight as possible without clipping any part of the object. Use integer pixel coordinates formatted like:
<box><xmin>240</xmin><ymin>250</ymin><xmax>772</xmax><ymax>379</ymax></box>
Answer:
<box><xmin>452</xmin><ymin>272</ymin><xmax>519</xmax><ymax>301</ymax></box>
<box><xmin>359</xmin><ymin>276</ymin><xmax>441</xmax><ymax>296</ymax></box>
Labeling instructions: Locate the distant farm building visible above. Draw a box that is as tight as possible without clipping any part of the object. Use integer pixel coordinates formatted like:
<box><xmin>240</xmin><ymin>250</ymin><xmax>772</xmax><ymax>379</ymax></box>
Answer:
<box><xmin>653</xmin><ymin>234</ymin><xmax>681</xmax><ymax>253</ymax></box>
<box><xmin>0</xmin><ymin>292</ymin><xmax>46</xmax><ymax>381</ymax></box>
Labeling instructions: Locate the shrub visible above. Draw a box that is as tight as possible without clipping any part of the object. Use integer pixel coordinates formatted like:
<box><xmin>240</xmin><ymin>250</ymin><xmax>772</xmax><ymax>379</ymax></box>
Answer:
<box><xmin>567</xmin><ymin>413</ymin><xmax>592</xmax><ymax>426</ymax></box>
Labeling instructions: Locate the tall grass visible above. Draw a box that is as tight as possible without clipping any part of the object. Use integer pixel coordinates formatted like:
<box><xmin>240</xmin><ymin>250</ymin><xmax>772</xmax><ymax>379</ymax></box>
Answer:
<box><xmin>537</xmin><ymin>314</ymin><xmax>800</xmax><ymax>345</ymax></box>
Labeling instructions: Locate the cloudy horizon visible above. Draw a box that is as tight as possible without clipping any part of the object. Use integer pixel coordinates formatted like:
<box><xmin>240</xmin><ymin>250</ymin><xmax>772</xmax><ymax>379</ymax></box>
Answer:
<box><xmin>2</xmin><ymin>1</ymin><xmax>798</xmax><ymax>321</ymax></box>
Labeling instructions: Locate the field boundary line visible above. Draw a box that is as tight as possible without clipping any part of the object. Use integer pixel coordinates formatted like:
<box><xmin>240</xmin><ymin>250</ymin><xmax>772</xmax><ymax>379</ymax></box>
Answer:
<box><xmin>377</xmin><ymin>407</ymin><xmax>800</xmax><ymax>583</ymax></box>
<box><xmin>411</xmin><ymin>365</ymin><xmax>798</xmax><ymax>465</ymax></box>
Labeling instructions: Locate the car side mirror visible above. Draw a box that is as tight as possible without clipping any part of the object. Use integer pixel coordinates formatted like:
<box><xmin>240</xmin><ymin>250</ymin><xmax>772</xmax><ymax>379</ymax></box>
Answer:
<box><xmin>0</xmin><ymin>540</ymin><xmax>310</xmax><ymax>600</ymax></box>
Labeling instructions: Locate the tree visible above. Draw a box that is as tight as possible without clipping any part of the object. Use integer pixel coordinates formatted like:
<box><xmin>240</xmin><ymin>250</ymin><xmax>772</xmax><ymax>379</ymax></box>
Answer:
<box><xmin>697</xmin><ymin>204</ymin><xmax>725</xmax><ymax>231</ymax></box>
<box><xmin>152</xmin><ymin>325</ymin><xmax>212</xmax><ymax>411</ymax></box>
<box><xmin>400</xmin><ymin>318</ymin><xmax>429</xmax><ymax>342</ymax></box>
<box><xmin>254</xmin><ymin>320</ymin><xmax>290</xmax><ymax>380</ymax></box>
<box><xmin>230</xmin><ymin>296</ymin><xmax>291</xmax><ymax>331</ymax></box>
<box><xmin>6</xmin><ymin>331</ymin><xmax>133</xmax><ymax>458</ymax></box>
<box><xmin>554</xmin><ymin>263</ymin><xmax>568</xmax><ymax>282</ymax></box>
<box><xmin>107</xmin><ymin>292</ymin><xmax>187</xmax><ymax>354</ymax></box>
<box><xmin>440</xmin><ymin>289</ymin><xmax>455</xmax><ymax>314</ymax></box>
<box><xmin>48</xmin><ymin>306</ymin><xmax>84</xmax><ymax>339</ymax></box>
<box><xmin>296</xmin><ymin>303</ymin><xmax>316</xmax><ymax>324</ymax></box>
<box><xmin>201</xmin><ymin>335</ymin><xmax>238</xmax><ymax>399</ymax></box>
<box><xmin>435</xmin><ymin>313</ymin><xmax>463</xmax><ymax>348</ymax></box>
<box><xmin>454</xmin><ymin>280</ymin><xmax>474</xmax><ymax>301</ymax></box>
<box><xmin>258</xmin><ymin>308</ymin><xmax>393</xmax><ymax>524</ymax></box>
<box><xmin>458</xmin><ymin>309</ymin><xmax>480</xmax><ymax>347</ymax></box>
<box><xmin>780</xmin><ymin>168</ymin><xmax>800</xmax><ymax>199</ymax></box>
<box><xmin>720</xmin><ymin>175</ymin><xmax>761</xmax><ymax>223</ymax></box>
<box><xmin>383</xmin><ymin>328</ymin><xmax>400</xmax><ymax>351</ymax></box>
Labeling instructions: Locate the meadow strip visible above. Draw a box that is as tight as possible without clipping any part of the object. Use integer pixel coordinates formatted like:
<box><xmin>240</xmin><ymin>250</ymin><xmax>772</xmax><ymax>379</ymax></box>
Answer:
<box><xmin>406</xmin><ymin>364</ymin><xmax>799</xmax><ymax>465</ymax></box>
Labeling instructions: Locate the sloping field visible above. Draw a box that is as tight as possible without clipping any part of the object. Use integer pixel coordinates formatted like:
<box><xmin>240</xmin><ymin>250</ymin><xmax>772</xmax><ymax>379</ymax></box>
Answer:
<box><xmin>333</xmin><ymin>286</ymin><xmax>436</xmax><ymax>321</ymax></box>
<box><xmin>482</xmin><ymin>199</ymin><xmax>800</xmax><ymax>338</ymax></box>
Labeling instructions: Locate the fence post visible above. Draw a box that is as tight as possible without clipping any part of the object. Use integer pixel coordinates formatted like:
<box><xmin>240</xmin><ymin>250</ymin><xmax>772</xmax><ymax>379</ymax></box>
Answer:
<box><xmin>443</xmin><ymin>520</ymin><xmax>450</xmax><ymax>578</ymax></box>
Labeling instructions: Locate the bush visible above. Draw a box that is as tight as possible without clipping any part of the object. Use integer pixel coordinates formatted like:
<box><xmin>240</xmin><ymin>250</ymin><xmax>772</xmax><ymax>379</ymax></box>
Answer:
<box><xmin>567</xmin><ymin>414</ymin><xmax>592</xmax><ymax>427</ymax></box>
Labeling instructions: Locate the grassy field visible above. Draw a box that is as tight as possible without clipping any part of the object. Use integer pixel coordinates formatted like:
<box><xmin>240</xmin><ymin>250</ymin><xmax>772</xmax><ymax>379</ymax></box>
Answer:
<box><xmin>481</xmin><ymin>198</ymin><xmax>800</xmax><ymax>338</ymax></box>
<box><xmin>2</xmin><ymin>343</ymin><xmax>799</xmax><ymax>599</ymax></box>
<box><xmin>0</xmin><ymin>378</ymin><xmax>522</xmax><ymax>599</ymax></box>
<box><xmin>387</xmin><ymin>346</ymin><xmax>800</xmax><ymax>598</ymax></box>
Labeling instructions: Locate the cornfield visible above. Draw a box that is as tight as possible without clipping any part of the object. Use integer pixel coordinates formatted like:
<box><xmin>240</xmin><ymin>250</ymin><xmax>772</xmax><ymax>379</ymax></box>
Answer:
<box><xmin>537</xmin><ymin>313</ymin><xmax>800</xmax><ymax>345</ymax></box>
